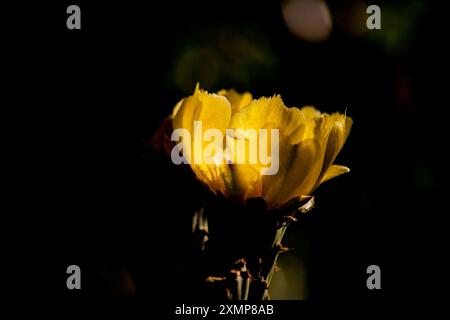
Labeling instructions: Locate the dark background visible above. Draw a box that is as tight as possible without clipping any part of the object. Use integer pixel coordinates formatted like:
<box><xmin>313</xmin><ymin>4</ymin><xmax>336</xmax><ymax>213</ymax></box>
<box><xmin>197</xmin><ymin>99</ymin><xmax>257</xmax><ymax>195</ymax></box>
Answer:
<box><xmin>7</xmin><ymin>0</ymin><xmax>445</xmax><ymax>308</ymax></box>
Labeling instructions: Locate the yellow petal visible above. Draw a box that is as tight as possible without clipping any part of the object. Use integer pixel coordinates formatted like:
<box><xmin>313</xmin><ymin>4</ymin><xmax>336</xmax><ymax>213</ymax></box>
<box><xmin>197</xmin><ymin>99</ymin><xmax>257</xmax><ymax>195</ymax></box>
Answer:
<box><xmin>268</xmin><ymin>138</ymin><xmax>322</xmax><ymax>207</ymax></box>
<box><xmin>173</xmin><ymin>86</ymin><xmax>231</xmax><ymax>161</ymax></box>
<box><xmin>320</xmin><ymin>165</ymin><xmax>350</xmax><ymax>184</ymax></box>
<box><xmin>229</xmin><ymin>97</ymin><xmax>328</xmax><ymax>207</ymax></box>
<box><xmin>298</xmin><ymin>106</ymin><xmax>321</xmax><ymax>120</ymax></box>
<box><xmin>315</xmin><ymin>113</ymin><xmax>352</xmax><ymax>188</ymax></box>
<box><xmin>173</xmin><ymin>87</ymin><xmax>231</xmax><ymax>136</ymax></box>
<box><xmin>261</xmin><ymin>127</ymin><xmax>322</xmax><ymax>208</ymax></box>
<box><xmin>171</xmin><ymin>99</ymin><xmax>183</xmax><ymax>118</ymax></box>
<box><xmin>220</xmin><ymin>131</ymin><xmax>263</xmax><ymax>202</ymax></box>
<box><xmin>172</xmin><ymin>86</ymin><xmax>232</xmax><ymax>195</ymax></box>
<box><xmin>193</xmin><ymin>162</ymin><xmax>262</xmax><ymax>204</ymax></box>
<box><xmin>229</xmin><ymin>95</ymin><xmax>308</xmax><ymax>144</ymax></box>
<box><xmin>225</xmin><ymin>163</ymin><xmax>263</xmax><ymax>202</ymax></box>
<box><xmin>217</xmin><ymin>89</ymin><xmax>253</xmax><ymax>115</ymax></box>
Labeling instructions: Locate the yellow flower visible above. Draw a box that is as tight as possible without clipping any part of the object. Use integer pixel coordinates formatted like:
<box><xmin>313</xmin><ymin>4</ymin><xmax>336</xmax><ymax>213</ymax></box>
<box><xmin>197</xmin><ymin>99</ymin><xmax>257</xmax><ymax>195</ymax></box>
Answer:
<box><xmin>172</xmin><ymin>85</ymin><xmax>352</xmax><ymax>209</ymax></box>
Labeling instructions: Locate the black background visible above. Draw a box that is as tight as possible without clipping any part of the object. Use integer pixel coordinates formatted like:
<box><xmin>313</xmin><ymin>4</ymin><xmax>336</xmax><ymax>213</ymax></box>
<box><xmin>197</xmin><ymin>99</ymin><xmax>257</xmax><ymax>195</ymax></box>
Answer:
<box><xmin>5</xmin><ymin>0</ymin><xmax>446</xmax><ymax>313</ymax></box>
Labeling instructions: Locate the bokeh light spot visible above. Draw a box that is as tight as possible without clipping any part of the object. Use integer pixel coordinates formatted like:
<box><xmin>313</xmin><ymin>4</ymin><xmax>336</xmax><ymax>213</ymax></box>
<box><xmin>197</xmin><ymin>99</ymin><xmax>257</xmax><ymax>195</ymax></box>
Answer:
<box><xmin>282</xmin><ymin>0</ymin><xmax>333</xmax><ymax>42</ymax></box>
